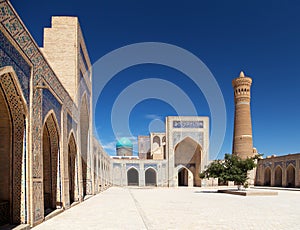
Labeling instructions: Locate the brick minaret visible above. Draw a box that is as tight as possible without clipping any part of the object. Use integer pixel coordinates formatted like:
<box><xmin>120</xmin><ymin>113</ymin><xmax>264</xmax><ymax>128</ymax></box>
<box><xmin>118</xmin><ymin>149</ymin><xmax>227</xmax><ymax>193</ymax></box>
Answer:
<box><xmin>232</xmin><ymin>71</ymin><xmax>254</xmax><ymax>159</ymax></box>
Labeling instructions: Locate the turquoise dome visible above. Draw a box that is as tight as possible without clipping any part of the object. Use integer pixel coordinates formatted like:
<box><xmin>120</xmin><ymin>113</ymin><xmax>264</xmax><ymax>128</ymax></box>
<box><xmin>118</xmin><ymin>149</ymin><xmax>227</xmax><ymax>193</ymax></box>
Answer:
<box><xmin>116</xmin><ymin>137</ymin><xmax>133</xmax><ymax>148</ymax></box>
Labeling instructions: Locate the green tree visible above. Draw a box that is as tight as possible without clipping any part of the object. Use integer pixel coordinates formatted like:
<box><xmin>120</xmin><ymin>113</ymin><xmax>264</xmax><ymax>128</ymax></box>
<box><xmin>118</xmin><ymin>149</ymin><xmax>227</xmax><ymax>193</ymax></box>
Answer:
<box><xmin>200</xmin><ymin>153</ymin><xmax>261</xmax><ymax>188</ymax></box>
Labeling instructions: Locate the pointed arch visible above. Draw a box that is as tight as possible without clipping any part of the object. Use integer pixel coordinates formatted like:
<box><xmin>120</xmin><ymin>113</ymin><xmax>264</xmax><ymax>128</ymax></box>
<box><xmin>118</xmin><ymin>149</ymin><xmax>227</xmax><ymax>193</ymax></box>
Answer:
<box><xmin>43</xmin><ymin>110</ymin><xmax>60</xmax><ymax>136</ymax></box>
<box><xmin>0</xmin><ymin>66</ymin><xmax>28</xmax><ymax>113</ymax></box>
<box><xmin>127</xmin><ymin>167</ymin><xmax>139</xmax><ymax>186</ymax></box>
<box><xmin>153</xmin><ymin>136</ymin><xmax>161</xmax><ymax>146</ymax></box>
<box><xmin>264</xmin><ymin>167</ymin><xmax>271</xmax><ymax>186</ymax></box>
<box><xmin>0</xmin><ymin>67</ymin><xmax>27</xmax><ymax>224</ymax></box>
<box><xmin>68</xmin><ymin>132</ymin><xmax>77</xmax><ymax>205</ymax></box>
<box><xmin>42</xmin><ymin>112</ymin><xmax>60</xmax><ymax>216</ymax></box>
<box><xmin>176</xmin><ymin>165</ymin><xmax>194</xmax><ymax>187</ymax></box>
<box><xmin>174</xmin><ymin>136</ymin><xmax>202</xmax><ymax>186</ymax></box>
<box><xmin>145</xmin><ymin>167</ymin><xmax>157</xmax><ymax>186</ymax></box>
<box><xmin>274</xmin><ymin>166</ymin><xmax>282</xmax><ymax>187</ymax></box>
<box><xmin>286</xmin><ymin>164</ymin><xmax>295</xmax><ymax>188</ymax></box>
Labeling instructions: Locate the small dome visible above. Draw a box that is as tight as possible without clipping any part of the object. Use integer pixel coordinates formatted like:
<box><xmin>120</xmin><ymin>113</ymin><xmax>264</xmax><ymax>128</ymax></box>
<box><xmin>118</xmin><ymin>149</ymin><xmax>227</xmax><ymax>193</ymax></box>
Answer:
<box><xmin>116</xmin><ymin>137</ymin><xmax>133</xmax><ymax>148</ymax></box>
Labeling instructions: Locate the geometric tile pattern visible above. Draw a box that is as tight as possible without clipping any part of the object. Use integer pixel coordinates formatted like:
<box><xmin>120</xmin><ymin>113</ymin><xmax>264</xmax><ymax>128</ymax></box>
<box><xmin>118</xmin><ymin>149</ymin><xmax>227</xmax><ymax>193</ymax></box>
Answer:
<box><xmin>67</xmin><ymin>113</ymin><xmax>77</xmax><ymax>135</ymax></box>
<box><xmin>0</xmin><ymin>30</ymin><xmax>30</xmax><ymax>102</ymax></box>
<box><xmin>274</xmin><ymin>161</ymin><xmax>283</xmax><ymax>168</ymax></box>
<box><xmin>0</xmin><ymin>1</ymin><xmax>113</xmax><ymax>227</ymax></box>
<box><xmin>286</xmin><ymin>160</ymin><xmax>296</xmax><ymax>168</ymax></box>
<box><xmin>42</xmin><ymin>89</ymin><xmax>62</xmax><ymax>126</ymax></box>
<box><xmin>144</xmin><ymin>164</ymin><xmax>158</xmax><ymax>170</ymax></box>
<box><xmin>0</xmin><ymin>72</ymin><xmax>26</xmax><ymax>224</ymax></box>
<box><xmin>126</xmin><ymin>163</ymin><xmax>140</xmax><ymax>170</ymax></box>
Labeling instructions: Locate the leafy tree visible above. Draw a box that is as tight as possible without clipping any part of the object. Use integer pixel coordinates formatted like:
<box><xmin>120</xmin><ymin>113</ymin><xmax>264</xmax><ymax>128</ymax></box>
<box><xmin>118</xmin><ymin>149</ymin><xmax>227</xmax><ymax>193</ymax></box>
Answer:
<box><xmin>200</xmin><ymin>153</ymin><xmax>261</xmax><ymax>188</ymax></box>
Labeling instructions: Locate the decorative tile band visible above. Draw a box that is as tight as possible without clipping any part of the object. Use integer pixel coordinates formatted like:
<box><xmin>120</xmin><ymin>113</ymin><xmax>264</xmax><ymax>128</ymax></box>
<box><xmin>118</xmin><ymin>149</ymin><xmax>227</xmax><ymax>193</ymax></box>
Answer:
<box><xmin>144</xmin><ymin>164</ymin><xmax>158</xmax><ymax>170</ymax></box>
<box><xmin>126</xmin><ymin>163</ymin><xmax>140</xmax><ymax>170</ymax></box>
<box><xmin>173</xmin><ymin>120</ymin><xmax>203</xmax><ymax>128</ymax></box>
<box><xmin>274</xmin><ymin>161</ymin><xmax>283</xmax><ymax>168</ymax></box>
<box><xmin>0</xmin><ymin>29</ymin><xmax>30</xmax><ymax>102</ymax></box>
<box><xmin>286</xmin><ymin>160</ymin><xmax>296</xmax><ymax>167</ymax></box>
<box><xmin>42</xmin><ymin>89</ymin><xmax>62</xmax><ymax>126</ymax></box>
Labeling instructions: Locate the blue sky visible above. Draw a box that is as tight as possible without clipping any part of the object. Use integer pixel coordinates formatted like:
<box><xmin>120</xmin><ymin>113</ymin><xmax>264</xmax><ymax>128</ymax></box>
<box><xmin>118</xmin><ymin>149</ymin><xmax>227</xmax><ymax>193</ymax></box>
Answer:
<box><xmin>10</xmin><ymin>0</ymin><xmax>300</xmax><ymax>158</ymax></box>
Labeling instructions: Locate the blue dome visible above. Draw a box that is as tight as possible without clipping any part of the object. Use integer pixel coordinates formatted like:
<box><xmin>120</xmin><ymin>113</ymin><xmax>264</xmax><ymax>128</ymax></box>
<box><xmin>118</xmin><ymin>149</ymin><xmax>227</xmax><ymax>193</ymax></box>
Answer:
<box><xmin>116</xmin><ymin>137</ymin><xmax>133</xmax><ymax>148</ymax></box>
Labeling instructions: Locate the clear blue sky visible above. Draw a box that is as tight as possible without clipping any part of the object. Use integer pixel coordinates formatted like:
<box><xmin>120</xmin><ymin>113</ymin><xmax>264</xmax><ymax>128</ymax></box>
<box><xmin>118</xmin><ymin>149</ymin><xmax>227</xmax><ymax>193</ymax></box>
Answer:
<box><xmin>10</xmin><ymin>0</ymin><xmax>300</xmax><ymax>158</ymax></box>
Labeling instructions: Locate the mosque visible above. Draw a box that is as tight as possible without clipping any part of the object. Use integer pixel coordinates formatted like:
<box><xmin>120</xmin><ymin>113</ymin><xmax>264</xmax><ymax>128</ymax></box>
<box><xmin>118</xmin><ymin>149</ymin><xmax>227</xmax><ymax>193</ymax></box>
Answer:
<box><xmin>111</xmin><ymin>116</ymin><xmax>209</xmax><ymax>187</ymax></box>
<box><xmin>0</xmin><ymin>0</ymin><xmax>299</xmax><ymax>228</ymax></box>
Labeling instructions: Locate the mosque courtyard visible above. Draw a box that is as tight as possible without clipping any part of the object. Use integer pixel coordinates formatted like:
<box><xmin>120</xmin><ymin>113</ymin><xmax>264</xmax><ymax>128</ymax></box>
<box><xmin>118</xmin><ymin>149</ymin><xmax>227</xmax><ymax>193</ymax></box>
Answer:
<box><xmin>33</xmin><ymin>187</ymin><xmax>300</xmax><ymax>230</ymax></box>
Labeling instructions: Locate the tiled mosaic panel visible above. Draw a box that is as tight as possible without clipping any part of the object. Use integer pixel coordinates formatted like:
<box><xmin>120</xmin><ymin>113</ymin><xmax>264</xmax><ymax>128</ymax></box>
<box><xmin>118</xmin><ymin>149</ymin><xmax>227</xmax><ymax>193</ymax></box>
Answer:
<box><xmin>79</xmin><ymin>71</ymin><xmax>91</xmax><ymax>110</ymax></box>
<box><xmin>32</xmin><ymin>89</ymin><xmax>42</xmax><ymax>178</ymax></box>
<box><xmin>0</xmin><ymin>1</ymin><xmax>105</xmax><ymax>224</ymax></box>
<box><xmin>42</xmin><ymin>89</ymin><xmax>62</xmax><ymax>126</ymax></box>
<box><xmin>286</xmin><ymin>160</ymin><xmax>296</xmax><ymax>167</ymax></box>
<box><xmin>45</xmin><ymin>114</ymin><xmax>61</xmax><ymax>207</ymax></box>
<box><xmin>32</xmin><ymin>181</ymin><xmax>43</xmax><ymax>222</ymax></box>
<box><xmin>144</xmin><ymin>164</ymin><xmax>158</xmax><ymax>170</ymax></box>
<box><xmin>0</xmin><ymin>30</ymin><xmax>30</xmax><ymax>102</ymax></box>
<box><xmin>0</xmin><ymin>1</ymin><xmax>78</xmax><ymax>113</ymax></box>
<box><xmin>274</xmin><ymin>161</ymin><xmax>283</xmax><ymax>168</ymax></box>
<box><xmin>172</xmin><ymin>131</ymin><xmax>204</xmax><ymax>148</ymax></box>
<box><xmin>67</xmin><ymin>113</ymin><xmax>77</xmax><ymax>135</ymax></box>
<box><xmin>173</xmin><ymin>120</ymin><xmax>204</xmax><ymax>128</ymax></box>
<box><xmin>0</xmin><ymin>73</ymin><xmax>26</xmax><ymax>223</ymax></box>
<box><xmin>126</xmin><ymin>163</ymin><xmax>140</xmax><ymax>170</ymax></box>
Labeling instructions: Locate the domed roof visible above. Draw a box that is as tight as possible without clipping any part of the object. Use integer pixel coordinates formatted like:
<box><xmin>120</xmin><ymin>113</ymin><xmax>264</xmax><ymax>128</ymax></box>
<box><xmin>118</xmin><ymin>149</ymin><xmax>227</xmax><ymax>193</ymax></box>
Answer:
<box><xmin>116</xmin><ymin>137</ymin><xmax>133</xmax><ymax>148</ymax></box>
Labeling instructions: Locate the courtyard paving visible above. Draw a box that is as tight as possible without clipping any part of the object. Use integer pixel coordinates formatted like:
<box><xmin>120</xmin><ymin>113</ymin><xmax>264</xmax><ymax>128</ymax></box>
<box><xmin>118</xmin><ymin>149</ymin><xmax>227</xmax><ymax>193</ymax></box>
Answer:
<box><xmin>33</xmin><ymin>187</ymin><xmax>300</xmax><ymax>230</ymax></box>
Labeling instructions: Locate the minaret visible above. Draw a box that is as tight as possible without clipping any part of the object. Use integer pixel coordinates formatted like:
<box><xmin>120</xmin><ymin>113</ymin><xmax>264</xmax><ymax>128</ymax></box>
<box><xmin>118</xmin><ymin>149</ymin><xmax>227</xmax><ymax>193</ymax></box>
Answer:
<box><xmin>232</xmin><ymin>71</ymin><xmax>254</xmax><ymax>159</ymax></box>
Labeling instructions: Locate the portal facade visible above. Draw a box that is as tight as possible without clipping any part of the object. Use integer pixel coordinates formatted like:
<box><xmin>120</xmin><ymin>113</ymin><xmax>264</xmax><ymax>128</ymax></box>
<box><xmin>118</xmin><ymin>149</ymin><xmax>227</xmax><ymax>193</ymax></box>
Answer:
<box><xmin>112</xmin><ymin>116</ymin><xmax>210</xmax><ymax>188</ymax></box>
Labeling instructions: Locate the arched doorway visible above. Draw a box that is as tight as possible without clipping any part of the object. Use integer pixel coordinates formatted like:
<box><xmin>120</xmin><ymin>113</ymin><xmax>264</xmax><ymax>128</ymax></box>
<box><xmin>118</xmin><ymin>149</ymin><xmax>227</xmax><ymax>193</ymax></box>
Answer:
<box><xmin>127</xmin><ymin>168</ymin><xmax>139</xmax><ymax>186</ymax></box>
<box><xmin>0</xmin><ymin>71</ymin><xmax>26</xmax><ymax>225</ymax></box>
<box><xmin>286</xmin><ymin>165</ymin><xmax>295</xmax><ymax>188</ymax></box>
<box><xmin>68</xmin><ymin>133</ymin><xmax>77</xmax><ymax>205</ymax></box>
<box><xmin>178</xmin><ymin>167</ymin><xmax>189</xmax><ymax>186</ymax></box>
<box><xmin>80</xmin><ymin>95</ymin><xmax>89</xmax><ymax>197</ymax></box>
<box><xmin>145</xmin><ymin>168</ymin><xmax>157</xmax><ymax>186</ymax></box>
<box><xmin>264</xmin><ymin>167</ymin><xmax>271</xmax><ymax>186</ymax></box>
<box><xmin>43</xmin><ymin>114</ymin><xmax>59</xmax><ymax>216</ymax></box>
<box><xmin>274</xmin><ymin>166</ymin><xmax>282</xmax><ymax>187</ymax></box>
<box><xmin>174</xmin><ymin>137</ymin><xmax>202</xmax><ymax>186</ymax></box>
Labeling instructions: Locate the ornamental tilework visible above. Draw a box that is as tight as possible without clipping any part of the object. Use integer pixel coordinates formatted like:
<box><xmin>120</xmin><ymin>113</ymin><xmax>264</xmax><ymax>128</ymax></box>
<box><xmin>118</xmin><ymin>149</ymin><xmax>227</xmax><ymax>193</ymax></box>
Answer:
<box><xmin>286</xmin><ymin>160</ymin><xmax>296</xmax><ymax>167</ymax></box>
<box><xmin>42</xmin><ymin>89</ymin><xmax>62</xmax><ymax>126</ymax></box>
<box><xmin>172</xmin><ymin>131</ymin><xmax>204</xmax><ymax>148</ymax></box>
<box><xmin>0</xmin><ymin>73</ymin><xmax>26</xmax><ymax>223</ymax></box>
<box><xmin>32</xmin><ymin>89</ymin><xmax>42</xmax><ymax>179</ymax></box>
<box><xmin>126</xmin><ymin>163</ymin><xmax>140</xmax><ymax>170</ymax></box>
<box><xmin>33</xmin><ymin>182</ymin><xmax>43</xmax><ymax>222</ymax></box>
<box><xmin>79</xmin><ymin>71</ymin><xmax>91</xmax><ymax>109</ymax></box>
<box><xmin>274</xmin><ymin>161</ymin><xmax>283</xmax><ymax>168</ymax></box>
<box><xmin>67</xmin><ymin>113</ymin><xmax>77</xmax><ymax>135</ymax></box>
<box><xmin>173</xmin><ymin>120</ymin><xmax>203</xmax><ymax>128</ymax></box>
<box><xmin>144</xmin><ymin>164</ymin><xmax>157</xmax><ymax>170</ymax></box>
<box><xmin>263</xmin><ymin>162</ymin><xmax>272</xmax><ymax>168</ymax></box>
<box><xmin>0</xmin><ymin>1</ymin><xmax>114</xmax><ymax>226</ymax></box>
<box><xmin>0</xmin><ymin>1</ymin><xmax>76</xmax><ymax>113</ymax></box>
<box><xmin>0</xmin><ymin>30</ymin><xmax>30</xmax><ymax>102</ymax></box>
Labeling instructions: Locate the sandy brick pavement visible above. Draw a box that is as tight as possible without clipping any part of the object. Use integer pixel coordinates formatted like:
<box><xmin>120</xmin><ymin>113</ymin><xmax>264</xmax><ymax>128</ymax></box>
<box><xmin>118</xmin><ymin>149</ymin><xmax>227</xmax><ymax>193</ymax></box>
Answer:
<box><xmin>33</xmin><ymin>187</ymin><xmax>300</xmax><ymax>230</ymax></box>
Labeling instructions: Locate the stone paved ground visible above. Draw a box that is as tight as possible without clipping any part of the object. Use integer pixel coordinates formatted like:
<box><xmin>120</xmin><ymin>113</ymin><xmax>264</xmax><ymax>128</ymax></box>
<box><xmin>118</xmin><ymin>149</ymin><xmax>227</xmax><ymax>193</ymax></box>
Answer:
<box><xmin>33</xmin><ymin>187</ymin><xmax>300</xmax><ymax>230</ymax></box>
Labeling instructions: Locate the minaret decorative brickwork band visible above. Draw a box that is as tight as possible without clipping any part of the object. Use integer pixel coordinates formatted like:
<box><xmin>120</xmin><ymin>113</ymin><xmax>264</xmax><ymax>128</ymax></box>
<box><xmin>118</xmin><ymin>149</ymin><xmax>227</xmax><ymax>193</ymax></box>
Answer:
<box><xmin>232</xmin><ymin>71</ymin><xmax>254</xmax><ymax>159</ymax></box>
